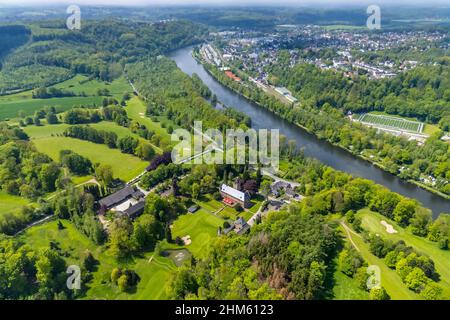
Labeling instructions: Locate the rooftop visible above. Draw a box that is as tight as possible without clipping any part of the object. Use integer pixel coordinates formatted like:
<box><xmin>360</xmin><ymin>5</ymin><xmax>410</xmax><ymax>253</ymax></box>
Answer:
<box><xmin>221</xmin><ymin>184</ymin><xmax>246</xmax><ymax>201</ymax></box>
<box><xmin>99</xmin><ymin>185</ymin><xmax>136</xmax><ymax>209</ymax></box>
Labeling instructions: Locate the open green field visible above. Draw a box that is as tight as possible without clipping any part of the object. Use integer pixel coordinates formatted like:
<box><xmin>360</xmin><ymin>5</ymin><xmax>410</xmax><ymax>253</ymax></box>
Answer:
<box><xmin>125</xmin><ymin>97</ymin><xmax>174</xmax><ymax>147</ymax></box>
<box><xmin>85</xmin><ymin>251</ymin><xmax>175</xmax><ymax>300</ymax></box>
<box><xmin>357</xmin><ymin>113</ymin><xmax>423</xmax><ymax>133</ymax></box>
<box><xmin>29</xmin><ymin>136</ymin><xmax>148</xmax><ymax>182</ymax></box>
<box><xmin>51</xmin><ymin>75</ymin><xmax>130</xmax><ymax>99</ymax></box>
<box><xmin>0</xmin><ymin>191</ymin><xmax>29</xmax><ymax>217</ymax></box>
<box><xmin>339</xmin><ymin>222</ymin><xmax>420</xmax><ymax>300</ymax></box>
<box><xmin>171</xmin><ymin>209</ymin><xmax>224</xmax><ymax>258</ymax></box>
<box><xmin>195</xmin><ymin>195</ymin><xmax>240</xmax><ymax>220</ymax></box>
<box><xmin>24</xmin><ymin>122</ymin><xmax>149</xmax><ymax>182</ymax></box>
<box><xmin>332</xmin><ymin>259</ymin><xmax>370</xmax><ymax>300</ymax></box>
<box><xmin>359</xmin><ymin>208</ymin><xmax>450</xmax><ymax>292</ymax></box>
<box><xmin>23</xmin><ymin>121</ymin><xmax>141</xmax><ymax>140</ymax></box>
<box><xmin>0</xmin><ymin>75</ymin><xmax>130</xmax><ymax>120</ymax></box>
<box><xmin>0</xmin><ymin>96</ymin><xmax>104</xmax><ymax>121</ymax></box>
<box><xmin>19</xmin><ymin>220</ymin><xmax>175</xmax><ymax>300</ymax></box>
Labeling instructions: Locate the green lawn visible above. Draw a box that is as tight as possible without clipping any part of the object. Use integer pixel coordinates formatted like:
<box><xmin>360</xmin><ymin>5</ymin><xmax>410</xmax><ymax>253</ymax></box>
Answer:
<box><xmin>171</xmin><ymin>209</ymin><xmax>224</xmax><ymax>259</ymax></box>
<box><xmin>0</xmin><ymin>96</ymin><xmax>104</xmax><ymax>120</ymax></box>
<box><xmin>0</xmin><ymin>75</ymin><xmax>130</xmax><ymax>121</ymax></box>
<box><xmin>51</xmin><ymin>75</ymin><xmax>130</xmax><ymax>99</ymax></box>
<box><xmin>85</xmin><ymin>251</ymin><xmax>175</xmax><ymax>300</ymax></box>
<box><xmin>0</xmin><ymin>191</ymin><xmax>29</xmax><ymax>217</ymax></box>
<box><xmin>339</xmin><ymin>222</ymin><xmax>420</xmax><ymax>300</ymax></box>
<box><xmin>124</xmin><ymin>97</ymin><xmax>174</xmax><ymax>147</ymax></box>
<box><xmin>19</xmin><ymin>220</ymin><xmax>174</xmax><ymax>300</ymax></box>
<box><xmin>332</xmin><ymin>261</ymin><xmax>370</xmax><ymax>300</ymax></box>
<box><xmin>28</xmin><ymin>136</ymin><xmax>148</xmax><ymax>182</ymax></box>
<box><xmin>195</xmin><ymin>195</ymin><xmax>239</xmax><ymax>220</ymax></box>
<box><xmin>359</xmin><ymin>208</ymin><xmax>450</xmax><ymax>292</ymax></box>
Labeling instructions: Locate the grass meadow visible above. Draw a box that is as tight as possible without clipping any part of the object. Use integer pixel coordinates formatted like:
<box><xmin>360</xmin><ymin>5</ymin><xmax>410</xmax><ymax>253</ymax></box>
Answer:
<box><xmin>19</xmin><ymin>219</ymin><xmax>175</xmax><ymax>300</ymax></box>
<box><xmin>171</xmin><ymin>209</ymin><xmax>224</xmax><ymax>258</ymax></box>
<box><xmin>359</xmin><ymin>208</ymin><xmax>450</xmax><ymax>294</ymax></box>
<box><xmin>0</xmin><ymin>75</ymin><xmax>130</xmax><ymax>120</ymax></box>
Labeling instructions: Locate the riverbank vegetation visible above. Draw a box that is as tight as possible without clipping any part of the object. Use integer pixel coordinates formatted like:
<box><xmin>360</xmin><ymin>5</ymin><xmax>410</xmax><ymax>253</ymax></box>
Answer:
<box><xmin>203</xmin><ymin>59</ymin><xmax>450</xmax><ymax>198</ymax></box>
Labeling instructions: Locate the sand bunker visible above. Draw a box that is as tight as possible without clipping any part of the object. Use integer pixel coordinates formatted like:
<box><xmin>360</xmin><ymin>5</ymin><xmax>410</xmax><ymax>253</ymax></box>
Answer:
<box><xmin>381</xmin><ymin>220</ymin><xmax>397</xmax><ymax>234</ymax></box>
<box><xmin>182</xmin><ymin>235</ymin><xmax>191</xmax><ymax>245</ymax></box>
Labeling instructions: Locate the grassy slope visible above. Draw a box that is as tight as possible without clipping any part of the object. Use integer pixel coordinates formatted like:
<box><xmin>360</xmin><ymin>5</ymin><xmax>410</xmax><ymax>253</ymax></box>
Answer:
<box><xmin>124</xmin><ymin>97</ymin><xmax>173</xmax><ymax>147</ymax></box>
<box><xmin>0</xmin><ymin>96</ymin><xmax>104</xmax><ymax>120</ymax></box>
<box><xmin>19</xmin><ymin>220</ymin><xmax>174</xmax><ymax>300</ymax></box>
<box><xmin>339</xmin><ymin>223</ymin><xmax>420</xmax><ymax>300</ymax></box>
<box><xmin>0</xmin><ymin>75</ymin><xmax>129</xmax><ymax>120</ymax></box>
<box><xmin>0</xmin><ymin>191</ymin><xmax>29</xmax><ymax>217</ymax></box>
<box><xmin>171</xmin><ymin>209</ymin><xmax>224</xmax><ymax>259</ymax></box>
<box><xmin>332</xmin><ymin>261</ymin><xmax>370</xmax><ymax>300</ymax></box>
<box><xmin>24</xmin><ymin>122</ymin><xmax>149</xmax><ymax>182</ymax></box>
<box><xmin>29</xmin><ymin>136</ymin><xmax>147</xmax><ymax>182</ymax></box>
<box><xmin>359</xmin><ymin>208</ymin><xmax>450</xmax><ymax>291</ymax></box>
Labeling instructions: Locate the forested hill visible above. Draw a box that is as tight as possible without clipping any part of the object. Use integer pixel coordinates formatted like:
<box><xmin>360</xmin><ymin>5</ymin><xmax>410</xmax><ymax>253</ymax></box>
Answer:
<box><xmin>269</xmin><ymin>57</ymin><xmax>450</xmax><ymax>125</ymax></box>
<box><xmin>0</xmin><ymin>20</ymin><xmax>207</xmax><ymax>94</ymax></box>
<box><xmin>0</xmin><ymin>25</ymin><xmax>30</xmax><ymax>64</ymax></box>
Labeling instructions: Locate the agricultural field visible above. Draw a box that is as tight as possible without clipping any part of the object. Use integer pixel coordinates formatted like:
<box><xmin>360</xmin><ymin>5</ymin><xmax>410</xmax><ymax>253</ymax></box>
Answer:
<box><xmin>356</xmin><ymin>113</ymin><xmax>424</xmax><ymax>133</ymax></box>
<box><xmin>0</xmin><ymin>96</ymin><xmax>104</xmax><ymax>121</ymax></box>
<box><xmin>0</xmin><ymin>75</ymin><xmax>130</xmax><ymax>121</ymax></box>
<box><xmin>171</xmin><ymin>209</ymin><xmax>224</xmax><ymax>258</ymax></box>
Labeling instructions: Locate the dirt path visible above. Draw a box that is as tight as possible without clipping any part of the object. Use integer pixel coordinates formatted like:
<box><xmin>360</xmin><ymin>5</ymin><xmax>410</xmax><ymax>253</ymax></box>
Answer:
<box><xmin>340</xmin><ymin>221</ymin><xmax>361</xmax><ymax>252</ymax></box>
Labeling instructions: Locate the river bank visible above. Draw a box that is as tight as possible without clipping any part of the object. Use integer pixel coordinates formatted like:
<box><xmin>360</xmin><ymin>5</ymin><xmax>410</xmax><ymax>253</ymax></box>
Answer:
<box><xmin>192</xmin><ymin>50</ymin><xmax>450</xmax><ymax>202</ymax></box>
<box><xmin>169</xmin><ymin>46</ymin><xmax>450</xmax><ymax>217</ymax></box>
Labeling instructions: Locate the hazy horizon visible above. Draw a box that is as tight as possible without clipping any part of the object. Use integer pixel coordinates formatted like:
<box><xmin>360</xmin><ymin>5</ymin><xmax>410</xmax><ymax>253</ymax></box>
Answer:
<box><xmin>1</xmin><ymin>0</ymin><xmax>450</xmax><ymax>7</ymax></box>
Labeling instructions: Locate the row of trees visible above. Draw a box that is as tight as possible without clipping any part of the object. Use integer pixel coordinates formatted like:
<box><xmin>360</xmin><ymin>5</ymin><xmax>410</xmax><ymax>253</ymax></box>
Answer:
<box><xmin>63</xmin><ymin>125</ymin><xmax>155</xmax><ymax>161</ymax></box>
<box><xmin>126</xmin><ymin>57</ymin><xmax>251</xmax><ymax>133</ymax></box>
<box><xmin>367</xmin><ymin>235</ymin><xmax>445</xmax><ymax>299</ymax></box>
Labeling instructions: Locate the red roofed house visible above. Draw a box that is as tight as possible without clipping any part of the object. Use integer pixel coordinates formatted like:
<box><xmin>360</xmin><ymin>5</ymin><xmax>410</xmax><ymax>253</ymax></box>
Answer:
<box><xmin>224</xmin><ymin>70</ymin><xmax>241</xmax><ymax>81</ymax></box>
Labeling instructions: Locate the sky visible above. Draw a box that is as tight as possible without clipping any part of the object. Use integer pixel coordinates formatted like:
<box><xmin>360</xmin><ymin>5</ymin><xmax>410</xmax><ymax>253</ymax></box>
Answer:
<box><xmin>1</xmin><ymin>0</ymin><xmax>449</xmax><ymax>6</ymax></box>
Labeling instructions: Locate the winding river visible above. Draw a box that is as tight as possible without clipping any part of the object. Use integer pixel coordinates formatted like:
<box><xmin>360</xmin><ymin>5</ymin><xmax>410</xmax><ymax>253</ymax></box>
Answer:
<box><xmin>169</xmin><ymin>46</ymin><xmax>449</xmax><ymax>217</ymax></box>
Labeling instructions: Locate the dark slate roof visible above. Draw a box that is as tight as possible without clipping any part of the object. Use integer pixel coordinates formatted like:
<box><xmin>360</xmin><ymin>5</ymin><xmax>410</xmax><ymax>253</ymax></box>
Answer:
<box><xmin>132</xmin><ymin>190</ymin><xmax>145</xmax><ymax>199</ymax></box>
<box><xmin>123</xmin><ymin>200</ymin><xmax>145</xmax><ymax>219</ymax></box>
<box><xmin>99</xmin><ymin>185</ymin><xmax>135</xmax><ymax>208</ymax></box>
<box><xmin>235</xmin><ymin>217</ymin><xmax>247</xmax><ymax>226</ymax></box>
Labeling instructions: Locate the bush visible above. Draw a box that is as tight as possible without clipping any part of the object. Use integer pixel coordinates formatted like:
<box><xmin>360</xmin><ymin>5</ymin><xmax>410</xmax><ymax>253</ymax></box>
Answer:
<box><xmin>369</xmin><ymin>287</ymin><xmax>390</xmax><ymax>300</ymax></box>
<box><xmin>117</xmin><ymin>274</ymin><xmax>129</xmax><ymax>292</ymax></box>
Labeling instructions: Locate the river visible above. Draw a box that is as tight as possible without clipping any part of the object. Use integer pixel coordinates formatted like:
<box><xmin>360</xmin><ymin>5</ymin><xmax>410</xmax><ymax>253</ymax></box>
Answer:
<box><xmin>169</xmin><ymin>46</ymin><xmax>449</xmax><ymax>217</ymax></box>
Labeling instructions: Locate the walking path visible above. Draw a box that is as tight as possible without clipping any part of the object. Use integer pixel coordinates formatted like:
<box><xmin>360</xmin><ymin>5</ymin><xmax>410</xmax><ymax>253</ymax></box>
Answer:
<box><xmin>340</xmin><ymin>221</ymin><xmax>361</xmax><ymax>252</ymax></box>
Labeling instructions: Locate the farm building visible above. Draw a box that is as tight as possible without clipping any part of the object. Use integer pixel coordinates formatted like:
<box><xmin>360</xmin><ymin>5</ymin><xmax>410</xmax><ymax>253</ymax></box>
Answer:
<box><xmin>120</xmin><ymin>200</ymin><xmax>145</xmax><ymax>220</ymax></box>
<box><xmin>99</xmin><ymin>186</ymin><xmax>144</xmax><ymax>210</ymax></box>
<box><xmin>98</xmin><ymin>185</ymin><xmax>146</xmax><ymax>220</ymax></box>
